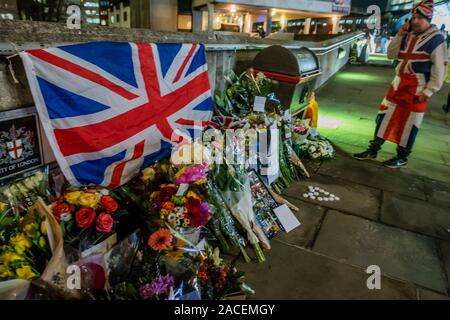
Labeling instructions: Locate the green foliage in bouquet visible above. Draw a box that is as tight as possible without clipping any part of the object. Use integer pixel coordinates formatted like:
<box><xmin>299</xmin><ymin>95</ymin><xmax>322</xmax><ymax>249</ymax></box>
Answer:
<box><xmin>214</xmin><ymin>71</ymin><xmax>279</xmax><ymax>117</ymax></box>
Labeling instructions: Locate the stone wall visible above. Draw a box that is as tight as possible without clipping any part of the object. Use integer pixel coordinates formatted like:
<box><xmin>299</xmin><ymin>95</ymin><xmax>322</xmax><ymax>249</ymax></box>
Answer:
<box><xmin>0</xmin><ymin>20</ymin><xmax>363</xmax><ymax>112</ymax></box>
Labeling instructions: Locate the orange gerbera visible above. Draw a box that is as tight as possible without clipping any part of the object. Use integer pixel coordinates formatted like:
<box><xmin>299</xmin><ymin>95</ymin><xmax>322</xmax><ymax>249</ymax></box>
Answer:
<box><xmin>148</xmin><ymin>228</ymin><xmax>173</xmax><ymax>251</ymax></box>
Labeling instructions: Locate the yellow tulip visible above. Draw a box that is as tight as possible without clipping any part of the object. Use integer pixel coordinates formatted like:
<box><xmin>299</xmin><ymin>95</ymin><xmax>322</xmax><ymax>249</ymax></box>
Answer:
<box><xmin>64</xmin><ymin>191</ymin><xmax>82</xmax><ymax>205</ymax></box>
<box><xmin>39</xmin><ymin>236</ymin><xmax>46</xmax><ymax>249</ymax></box>
<box><xmin>1</xmin><ymin>251</ymin><xmax>23</xmax><ymax>263</ymax></box>
<box><xmin>0</xmin><ymin>202</ymin><xmax>6</xmax><ymax>212</ymax></box>
<box><xmin>0</xmin><ymin>264</ymin><xmax>13</xmax><ymax>278</ymax></box>
<box><xmin>15</xmin><ymin>265</ymin><xmax>36</xmax><ymax>280</ymax></box>
<box><xmin>24</xmin><ymin>223</ymin><xmax>39</xmax><ymax>238</ymax></box>
<box><xmin>78</xmin><ymin>192</ymin><xmax>99</xmax><ymax>208</ymax></box>
<box><xmin>40</xmin><ymin>221</ymin><xmax>47</xmax><ymax>235</ymax></box>
<box><xmin>10</xmin><ymin>233</ymin><xmax>32</xmax><ymax>251</ymax></box>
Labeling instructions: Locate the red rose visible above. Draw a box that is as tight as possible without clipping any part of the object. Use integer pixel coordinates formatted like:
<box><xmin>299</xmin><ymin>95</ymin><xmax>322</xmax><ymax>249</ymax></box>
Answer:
<box><xmin>96</xmin><ymin>213</ymin><xmax>114</xmax><ymax>233</ymax></box>
<box><xmin>75</xmin><ymin>207</ymin><xmax>96</xmax><ymax>229</ymax></box>
<box><xmin>52</xmin><ymin>201</ymin><xmax>74</xmax><ymax>223</ymax></box>
<box><xmin>100</xmin><ymin>195</ymin><xmax>119</xmax><ymax>214</ymax></box>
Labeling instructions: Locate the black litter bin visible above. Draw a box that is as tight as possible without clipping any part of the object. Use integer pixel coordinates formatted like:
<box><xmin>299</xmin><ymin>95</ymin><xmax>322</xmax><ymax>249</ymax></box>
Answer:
<box><xmin>251</xmin><ymin>45</ymin><xmax>321</xmax><ymax>113</ymax></box>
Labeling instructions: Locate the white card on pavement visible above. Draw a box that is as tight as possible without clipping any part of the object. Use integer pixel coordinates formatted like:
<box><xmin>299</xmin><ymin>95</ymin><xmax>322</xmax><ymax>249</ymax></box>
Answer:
<box><xmin>273</xmin><ymin>204</ymin><xmax>301</xmax><ymax>233</ymax></box>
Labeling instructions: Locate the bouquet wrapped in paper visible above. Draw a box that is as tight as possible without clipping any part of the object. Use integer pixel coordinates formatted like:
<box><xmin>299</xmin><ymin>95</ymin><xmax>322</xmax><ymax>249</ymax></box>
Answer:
<box><xmin>0</xmin><ymin>168</ymin><xmax>52</xmax><ymax>216</ymax></box>
<box><xmin>0</xmin><ymin>198</ymin><xmax>68</xmax><ymax>299</ymax></box>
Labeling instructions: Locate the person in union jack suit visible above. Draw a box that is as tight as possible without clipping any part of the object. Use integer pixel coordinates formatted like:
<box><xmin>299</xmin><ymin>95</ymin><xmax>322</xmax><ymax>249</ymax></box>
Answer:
<box><xmin>354</xmin><ymin>0</ymin><xmax>448</xmax><ymax>168</ymax></box>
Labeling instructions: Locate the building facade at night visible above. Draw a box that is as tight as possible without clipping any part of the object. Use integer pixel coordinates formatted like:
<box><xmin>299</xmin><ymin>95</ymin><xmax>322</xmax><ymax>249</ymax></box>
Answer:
<box><xmin>189</xmin><ymin>0</ymin><xmax>352</xmax><ymax>34</ymax></box>
<box><xmin>130</xmin><ymin>0</ymin><xmax>178</xmax><ymax>31</ymax></box>
<box><xmin>0</xmin><ymin>0</ymin><xmax>18</xmax><ymax>20</ymax></box>
<box><xmin>99</xmin><ymin>0</ymin><xmax>111</xmax><ymax>26</ymax></box>
<box><xmin>109</xmin><ymin>0</ymin><xmax>131</xmax><ymax>28</ymax></box>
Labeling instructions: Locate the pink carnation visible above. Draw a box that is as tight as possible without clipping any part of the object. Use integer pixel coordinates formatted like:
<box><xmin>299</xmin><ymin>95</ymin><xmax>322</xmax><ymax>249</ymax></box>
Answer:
<box><xmin>175</xmin><ymin>163</ymin><xmax>208</xmax><ymax>185</ymax></box>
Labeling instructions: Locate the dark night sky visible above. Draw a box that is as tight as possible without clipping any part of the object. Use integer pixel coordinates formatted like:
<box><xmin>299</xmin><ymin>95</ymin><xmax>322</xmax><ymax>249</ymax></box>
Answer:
<box><xmin>352</xmin><ymin>0</ymin><xmax>389</xmax><ymax>9</ymax></box>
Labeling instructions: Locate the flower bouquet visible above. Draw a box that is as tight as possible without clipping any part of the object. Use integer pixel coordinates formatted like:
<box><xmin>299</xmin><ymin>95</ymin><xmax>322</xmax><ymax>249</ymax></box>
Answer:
<box><xmin>210</xmin><ymin>163</ymin><xmax>269</xmax><ymax>263</ymax></box>
<box><xmin>195</xmin><ymin>246</ymin><xmax>251</xmax><ymax>300</ymax></box>
<box><xmin>0</xmin><ymin>168</ymin><xmax>52</xmax><ymax>216</ymax></box>
<box><xmin>105</xmin><ymin>227</ymin><xmax>198</xmax><ymax>300</ymax></box>
<box><xmin>0</xmin><ymin>205</ymin><xmax>51</xmax><ymax>281</ymax></box>
<box><xmin>50</xmin><ymin>188</ymin><xmax>122</xmax><ymax>254</ymax></box>
<box><xmin>149</xmin><ymin>167</ymin><xmax>210</xmax><ymax>246</ymax></box>
<box><xmin>214</xmin><ymin>70</ymin><xmax>279</xmax><ymax>117</ymax></box>
<box><xmin>292</xmin><ymin>118</ymin><xmax>311</xmax><ymax>145</ymax></box>
<box><xmin>298</xmin><ymin>138</ymin><xmax>335</xmax><ymax>160</ymax></box>
<box><xmin>0</xmin><ymin>198</ymin><xmax>67</xmax><ymax>300</ymax></box>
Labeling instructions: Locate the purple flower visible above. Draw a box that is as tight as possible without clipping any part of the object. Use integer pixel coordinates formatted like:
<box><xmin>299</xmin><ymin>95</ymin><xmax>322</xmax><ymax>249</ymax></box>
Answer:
<box><xmin>139</xmin><ymin>274</ymin><xmax>175</xmax><ymax>300</ymax></box>
<box><xmin>151</xmin><ymin>202</ymin><xmax>161</xmax><ymax>210</ymax></box>
<box><xmin>199</xmin><ymin>201</ymin><xmax>209</xmax><ymax>215</ymax></box>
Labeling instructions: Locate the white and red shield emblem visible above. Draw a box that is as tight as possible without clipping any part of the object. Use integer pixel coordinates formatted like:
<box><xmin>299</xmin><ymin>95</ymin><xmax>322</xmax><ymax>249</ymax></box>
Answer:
<box><xmin>7</xmin><ymin>139</ymin><xmax>23</xmax><ymax>160</ymax></box>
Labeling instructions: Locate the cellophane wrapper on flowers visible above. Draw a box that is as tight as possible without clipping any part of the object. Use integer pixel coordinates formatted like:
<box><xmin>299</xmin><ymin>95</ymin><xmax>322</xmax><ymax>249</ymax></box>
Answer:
<box><xmin>194</xmin><ymin>246</ymin><xmax>252</xmax><ymax>300</ymax></box>
<box><xmin>50</xmin><ymin>187</ymin><xmax>124</xmax><ymax>255</ymax></box>
<box><xmin>0</xmin><ymin>168</ymin><xmax>52</xmax><ymax>216</ymax></box>
<box><xmin>210</xmin><ymin>161</ymin><xmax>269</xmax><ymax>263</ymax></box>
<box><xmin>133</xmin><ymin>225</ymin><xmax>250</xmax><ymax>300</ymax></box>
<box><xmin>271</xmin><ymin>118</ymin><xmax>299</xmax><ymax>193</ymax></box>
<box><xmin>101</xmin><ymin>226</ymin><xmax>199</xmax><ymax>300</ymax></box>
<box><xmin>214</xmin><ymin>70</ymin><xmax>279</xmax><ymax>117</ymax></box>
<box><xmin>149</xmin><ymin>184</ymin><xmax>208</xmax><ymax>246</ymax></box>
<box><xmin>0</xmin><ymin>198</ymin><xmax>69</xmax><ymax>299</ymax></box>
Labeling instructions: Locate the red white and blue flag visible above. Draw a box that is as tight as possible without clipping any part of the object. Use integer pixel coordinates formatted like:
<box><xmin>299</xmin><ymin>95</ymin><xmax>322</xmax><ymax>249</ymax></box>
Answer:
<box><xmin>20</xmin><ymin>42</ymin><xmax>213</xmax><ymax>188</ymax></box>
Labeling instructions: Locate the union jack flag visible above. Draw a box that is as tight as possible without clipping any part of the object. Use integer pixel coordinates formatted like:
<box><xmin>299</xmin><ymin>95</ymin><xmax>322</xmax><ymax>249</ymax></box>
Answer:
<box><xmin>20</xmin><ymin>42</ymin><xmax>213</xmax><ymax>188</ymax></box>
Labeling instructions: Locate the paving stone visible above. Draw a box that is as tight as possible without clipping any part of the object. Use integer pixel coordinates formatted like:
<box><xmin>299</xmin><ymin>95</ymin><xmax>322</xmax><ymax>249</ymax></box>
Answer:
<box><xmin>380</xmin><ymin>192</ymin><xmax>450</xmax><ymax>242</ymax></box>
<box><xmin>318</xmin><ymin>154</ymin><xmax>427</xmax><ymax>200</ymax></box>
<box><xmin>236</xmin><ymin>240</ymin><xmax>417</xmax><ymax>300</ymax></box>
<box><xmin>417</xmin><ymin>289</ymin><xmax>450</xmax><ymax>300</ymax></box>
<box><xmin>405</xmin><ymin>159</ymin><xmax>450</xmax><ymax>185</ymax></box>
<box><xmin>423</xmin><ymin>178</ymin><xmax>450</xmax><ymax>208</ymax></box>
<box><xmin>273</xmin><ymin>196</ymin><xmax>326</xmax><ymax>249</ymax></box>
<box><xmin>313</xmin><ymin>210</ymin><xmax>447</xmax><ymax>293</ymax></box>
<box><xmin>440</xmin><ymin>241</ymin><xmax>450</xmax><ymax>291</ymax></box>
<box><xmin>283</xmin><ymin>174</ymin><xmax>381</xmax><ymax>221</ymax></box>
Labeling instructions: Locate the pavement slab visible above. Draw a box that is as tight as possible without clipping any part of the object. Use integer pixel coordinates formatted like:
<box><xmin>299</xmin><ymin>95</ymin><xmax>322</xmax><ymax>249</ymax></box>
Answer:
<box><xmin>313</xmin><ymin>210</ymin><xmax>448</xmax><ymax>293</ymax></box>
<box><xmin>439</xmin><ymin>241</ymin><xmax>450</xmax><ymax>292</ymax></box>
<box><xmin>380</xmin><ymin>192</ymin><xmax>450</xmax><ymax>242</ymax></box>
<box><xmin>423</xmin><ymin>178</ymin><xmax>450</xmax><ymax>208</ymax></box>
<box><xmin>237</xmin><ymin>240</ymin><xmax>417</xmax><ymax>300</ymax></box>
<box><xmin>318</xmin><ymin>153</ymin><xmax>427</xmax><ymax>200</ymax></box>
<box><xmin>283</xmin><ymin>174</ymin><xmax>381</xmax><ymax>221</ymax></box>
<box><xmin>273</xmin><ymin>196</ymin><xmax>326</xmax><ymax>249</ymax></box>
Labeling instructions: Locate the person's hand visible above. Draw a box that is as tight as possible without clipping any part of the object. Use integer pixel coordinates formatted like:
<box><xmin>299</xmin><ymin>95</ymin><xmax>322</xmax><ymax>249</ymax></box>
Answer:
<box><xmin>417</xmin><ymin>92</ymin><xmax>429</xmax><ymax>103</ymax></box>
<box><xmin>398</xmin><ymin>21</ymin><xmax>410</xmax><ymax>36</ymax></box>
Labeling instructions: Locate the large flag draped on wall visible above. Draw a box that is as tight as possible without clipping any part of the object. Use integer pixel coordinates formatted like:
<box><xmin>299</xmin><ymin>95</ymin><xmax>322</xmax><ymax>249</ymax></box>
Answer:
<box><xmin>20</xmin><ymin>42</ymin><xmax>213</xmax><ymax>188</ymax></box>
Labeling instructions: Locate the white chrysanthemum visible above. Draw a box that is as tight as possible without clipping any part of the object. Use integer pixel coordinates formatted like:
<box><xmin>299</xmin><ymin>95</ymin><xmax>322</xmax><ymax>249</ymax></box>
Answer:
<box><xmin>168</xmin><ymin>213</ymin><xmax>177</xmax><ymax>223</ymax></box>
